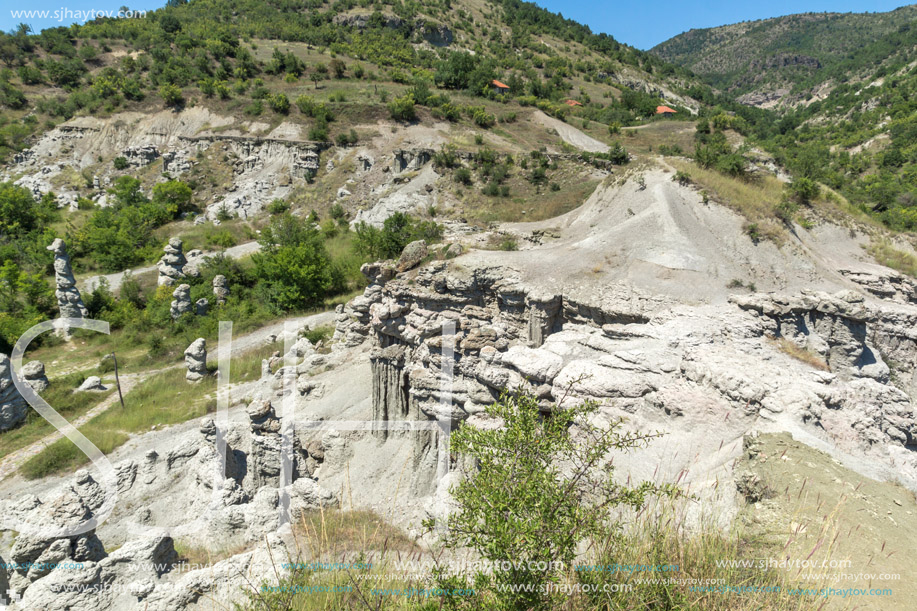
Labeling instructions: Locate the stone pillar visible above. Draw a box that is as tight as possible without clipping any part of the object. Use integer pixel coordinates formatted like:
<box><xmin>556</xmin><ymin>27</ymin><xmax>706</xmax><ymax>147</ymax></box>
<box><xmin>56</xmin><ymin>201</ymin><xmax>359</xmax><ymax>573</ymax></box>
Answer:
<box><xmin>212</xmin><ymin>275</ymin><xmax>229</xmax><ymax>305</ymax></box>
<box><xmin>184</xmin><ymin>338</ymin><xmax>207</xmax><ymax>383</ymax></box>
<box><xmin>170</xmin><ymin>284</ymin><xmax>191</xmax><ymax>320</ymax></box>
<box><xmin>157</xmin><ymin>238</ymin><xmax>187</xmax><ymax>287</ymax></box>
<box><xmin>46</xmin><ymin>239</ymin><xmax>87</xmax><ymax>321</ymax></box>
<box><xmin>369</xmin><ymin>344</ymin><xmax>409</xmax><ymax>441</ymax></box>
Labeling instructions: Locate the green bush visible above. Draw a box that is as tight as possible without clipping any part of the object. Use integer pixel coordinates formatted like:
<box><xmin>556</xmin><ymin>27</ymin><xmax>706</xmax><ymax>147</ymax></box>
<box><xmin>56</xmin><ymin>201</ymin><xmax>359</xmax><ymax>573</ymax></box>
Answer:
<box><xmin>267</xmin><ymin>199</ymin><xmax>289</xmax><ymax>214</ymax></box>
<box><xmin>428</xmin><ymin>390</ymin><xmax>672</xmax><ymax>610</ymax></box>
<box><xmin>353</xmin><ymin>212</ymin><xmax>443</xmax><ymax>260</ymax></box>
<box><xmin>387</xmin><ymin>94</ymin><xmax>416</xmax><ymax>121</ymax></box>
<box><xmin>267</xmin><ymin>92</ymin><xmax>290</xmax><ymax>114</ymax></box>
<box><xmin>112</xmin><ymin>156</ymin><xmax>128</xmax><ymax>170</ymax></box>
<box><xmin>252</xmin><ymin>214</ymin><xmax>343</xmax><ymax>312</ymax></box>
<box><xmin>158</xmin><ymin>83</ymin><xmax>183</xmax><ymax>107</ymax></box>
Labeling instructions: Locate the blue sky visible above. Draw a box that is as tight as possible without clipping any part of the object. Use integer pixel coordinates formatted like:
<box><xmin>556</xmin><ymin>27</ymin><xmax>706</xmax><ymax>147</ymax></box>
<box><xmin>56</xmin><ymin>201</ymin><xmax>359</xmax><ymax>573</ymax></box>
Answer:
<box><xmin>2</xmin><ymin>0</ymin><xmax>914</xmax><ymax>50</ymax></box>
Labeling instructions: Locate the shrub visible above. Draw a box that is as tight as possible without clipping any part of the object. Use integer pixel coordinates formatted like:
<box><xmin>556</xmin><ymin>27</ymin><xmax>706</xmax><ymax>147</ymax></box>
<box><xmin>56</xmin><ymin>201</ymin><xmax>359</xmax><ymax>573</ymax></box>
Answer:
<box><xmin>112</xmin><ymin>156</ymin><xmax>128</xmax><ymax>170</ymax></box>
<box><xmin>673</xmin><ymin>170</ymin><xmax>692</xmax><ymax>186</ymax></box>
<box><xmin>454</xmin><ymin>167</ymin><xmax>472</xmax><ymax>185</ymax></box>
<box><xmin>428</xmin><ymin>390</ymin><xmax>672</xmax><ymax>609</ymax></box>
<box><xmin>158</xmin><ymin>83</ymin><xmax>183</xmax><ymax>107</ymax></box>
<box><xmin>608</xmin><ymin>142</ymin><xmax>628</xmax><ymax>164</ymax></box>
<box><xmin>252</xmin><ymin>214</ymin><xmax>343</xmax><ymax>311</ymax></box>
<box><xmin>789</xmin><ymin>177</ymin><xmax>819</xmax><ymax>204</ymax></box>
<box><xmin>267</xmin><ymin>199</ymin><xmax>289</xmax><ymax>215</ymax></box>
<box><xmin>472</xmin><ymin>107</ymin><xmax>496</xmax><ymax>128</ymax></box>
<box><xmin>388</xmin><ymin>94</ymin><xmax>416</xmax><ymax>121</ymax></box>
<box><xmin>267</xmin><ymin>92</ymin><xmax>290</xmax><ymax>114</ymax></box>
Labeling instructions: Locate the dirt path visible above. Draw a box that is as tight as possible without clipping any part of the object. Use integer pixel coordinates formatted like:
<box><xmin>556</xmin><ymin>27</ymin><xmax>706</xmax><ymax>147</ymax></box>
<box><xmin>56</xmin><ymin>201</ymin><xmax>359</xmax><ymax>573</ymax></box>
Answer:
<box><xmin>531</xmin><ymin>110</ymin><xmax>610</xmax><ymax>153</ymax></box>
<box><xmin>82</xmin><ymin>241</ymin><xmax>262</xmax><ymax>293</ymax></box>
<box><xmin>0</xmin><ymin>372</ymin><xmax>148</xmax><ymax>482</ymax></box>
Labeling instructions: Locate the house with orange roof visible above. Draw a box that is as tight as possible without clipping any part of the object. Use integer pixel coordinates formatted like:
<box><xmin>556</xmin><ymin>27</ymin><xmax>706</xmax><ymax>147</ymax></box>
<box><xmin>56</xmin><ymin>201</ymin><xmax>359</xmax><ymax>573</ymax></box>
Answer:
<box><xmin>564</xmin><ymin>99</ymin><xmax>583</xmax><ymax>107</ymax></box>
<box><xmin>656</xmin><ymin>105</ymin><xmax>677</xmax><ymax>116</ymax></box>
<box><xmin>491</xmin><ymin>79</ymin><xmax>510</xmax><ymax>95</ymax></box>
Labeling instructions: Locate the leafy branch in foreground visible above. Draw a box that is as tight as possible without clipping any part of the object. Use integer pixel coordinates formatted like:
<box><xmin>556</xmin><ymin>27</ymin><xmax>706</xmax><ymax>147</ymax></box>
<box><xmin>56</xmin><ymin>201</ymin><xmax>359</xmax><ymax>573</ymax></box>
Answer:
<box><xmin>426</xmin><ymin>389</ymin><xmax>676</xmax><ymax>611</ymax></box>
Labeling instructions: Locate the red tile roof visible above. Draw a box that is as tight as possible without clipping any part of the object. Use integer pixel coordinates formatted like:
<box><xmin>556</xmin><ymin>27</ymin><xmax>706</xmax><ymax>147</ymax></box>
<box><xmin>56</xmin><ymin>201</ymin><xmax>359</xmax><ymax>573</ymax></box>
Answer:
<box><xmin>492</xmin><ymin>80</ymin><xmax>510</xmax><ymax>89</ymax></box>
<box><xmin>565</xmin><ymin>99</ymin><xmax>583</xmax><ymax>106</ymax></box>
<box><xmin>656</xmin><ymin>105</ymin><xmax>677</xmax><ymax>114</ymax></box>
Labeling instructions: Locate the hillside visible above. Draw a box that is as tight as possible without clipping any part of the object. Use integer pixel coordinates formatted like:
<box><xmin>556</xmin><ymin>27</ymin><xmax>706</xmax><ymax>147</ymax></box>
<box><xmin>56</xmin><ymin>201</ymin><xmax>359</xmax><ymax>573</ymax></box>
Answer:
<box><xmin>650</xmin><ymin>5</ymin><xmax>917</xmax><ymax>108</ymax></box>
<box><xmin>2</xmin><ymin>1</ymin><xmax>917</xmax><ymax>610</ymax></box>
<box><xmin>649</xmin><ymin>6</ymin><xmax>917</xmax><ymax>236</ymax></box>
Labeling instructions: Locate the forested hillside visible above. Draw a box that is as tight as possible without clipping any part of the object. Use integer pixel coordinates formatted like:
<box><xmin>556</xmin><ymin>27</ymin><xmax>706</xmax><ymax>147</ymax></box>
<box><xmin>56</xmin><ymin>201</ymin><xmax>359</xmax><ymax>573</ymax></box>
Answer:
<box><xmin>652</xmin><ymin>5</ymin><xmax>917</xmax><ymax>234</ymax></box>
<box><xmin>650</xmin><ymin>6</ymin><xmax>917</xmax><ymax>105</ymax></box>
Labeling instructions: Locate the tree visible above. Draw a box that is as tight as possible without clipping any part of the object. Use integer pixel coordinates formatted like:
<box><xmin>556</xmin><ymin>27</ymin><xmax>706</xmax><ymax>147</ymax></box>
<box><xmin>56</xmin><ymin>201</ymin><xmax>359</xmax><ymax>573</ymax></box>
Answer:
<box><xmin>428</xmin><ymin>390</ymin><xmax>673</xmax><ymax>610</ymax></box>
<box><xmin>152</xmin><ymin>180</ymin><xmax>193</xmax><ymax>216</ymax></box>
<box><xmin>252</xmin><ymin>214</ymin><xmax>341</xmax><ymax>311</ymax></box>
<box><xmin>0</xmin><ymin>182</ymin><xmax>44</xmax><ymax>235</ymax></box>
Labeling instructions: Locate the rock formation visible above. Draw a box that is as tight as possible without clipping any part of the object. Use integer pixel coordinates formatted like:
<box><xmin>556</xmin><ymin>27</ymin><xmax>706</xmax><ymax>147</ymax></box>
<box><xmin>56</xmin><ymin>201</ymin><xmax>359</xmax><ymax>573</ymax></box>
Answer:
<box><xmin>0</xmin><ymin>354</ymin><xmax>28</xmax><ymax>431</ymax></box>
<box><xmin>213</xmin><ymin>275</ymin><xmax>230</xmax><ymax>305</ymax></box>
<box><xmin>21</xmin><ymin>361</ymin><xmax>49</xmax><ymax>393</ymax></box>
<box><xmin>46</xmin><ymin>239</ymin><xmax>87</xmax><ymax>322</ymax></box>
<box><xmin>195</xmin><ymin>298</ymin><xmax>210</xmax><ymax>316</ymax></box>
<box><xmin>170</xmin><ymin>284</ymin><xmax>192</xmax><ymax>320</ymax></box>
<box><xmin>0</xmin><ymin>357</ymin><xmax>51</xmax><ymax>430</ymax></box>
<box><xmin>77</xmin><ymin>376</ymin><xmax>107</xmax><ymax>392</ymax></box>
<box><xmin>334</xmin><ymin>259</ymin><xmax>917</xmax><ymax>490</ymax></box>
<box><xmin>184</xmin><ymin>338</ymin><xmax>207</xmax><ymax>383</ymax></box>
<box><xmin>396</xmin><ymin>240</ymin><xmax>428</xmax><ymax>272</ymax></box>
<box><xmin>158</xmin><ymin>238</ymin><xmax>188</xmax><ymax>287</ymax></box>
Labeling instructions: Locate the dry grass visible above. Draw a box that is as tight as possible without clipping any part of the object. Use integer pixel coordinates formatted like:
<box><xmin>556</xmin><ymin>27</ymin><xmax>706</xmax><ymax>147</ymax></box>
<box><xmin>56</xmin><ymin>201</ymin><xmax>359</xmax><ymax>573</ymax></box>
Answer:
<box><xmin>669</xmin><ymin>159</ymin><xmax>787</xmax><ymax>243</ymax></box>
<box><xmin>770</xmin><ymin>337</ymin><xmax>830</xmax><ymax>371</ymax></box>
<box><xmin>620</xmin><ymin>120</ymin><xmax>698</xmax><ymax>156</ymax></box>
<box><xmin>867</xmin><ymin>239</ymin><xmax>917</xmax><ymax>278</ymax></box>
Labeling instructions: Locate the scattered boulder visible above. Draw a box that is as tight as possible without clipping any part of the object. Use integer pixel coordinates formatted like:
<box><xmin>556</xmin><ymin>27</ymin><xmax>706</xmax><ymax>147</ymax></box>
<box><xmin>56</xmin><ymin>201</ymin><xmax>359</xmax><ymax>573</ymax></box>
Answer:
<box><xmin>396</xmin><ymin>239</ymin><xmax>428</xmax><ymax>272</ymax></box>
<box><xmin>46</xmin><ymin>239</ymin><xmax>87</xmax><ymax>322</ymax></box>
<box><xmin>21</xmin><ymin>361</ymin><xmax>50</xmax><ymax>393</ymax></box>
<box><xmin>445</xmin><ymin>242</ymin><xmax>464</xmax><ymax>258</ymax></box>
<box><xmin>170</xmin><ymin>284</ymin><xmax>192</xmax><ymax>320</ymax></box>
<box><xmin>195</xmin><ymin>298</ymin><xmax>210</xmax><ymax>316</ymax></box>
<box><xmin>184</xmin><ymin>338</ymin><xmax>207</xmax><ymax>383</ymax></box>
<box><xmin>77</xmin><ymin>376</ymin><xmax>107</xmax><ymax>392</ymax></box>
<box><xmin>213</xmin><ymin>275</ymin><xmax>230</xmax><ymax>305</ymax></box>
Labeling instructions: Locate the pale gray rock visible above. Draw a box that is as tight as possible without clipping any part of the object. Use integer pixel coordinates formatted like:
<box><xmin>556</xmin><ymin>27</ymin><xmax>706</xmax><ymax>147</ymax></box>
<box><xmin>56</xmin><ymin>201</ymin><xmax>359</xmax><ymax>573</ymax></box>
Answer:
<box><xmin>184</xmin><ymin>338</ymin><xmax>207</xmax><ymax>383</ymax></box>
<box><xmin>195</xmin><ymin>297</ymin><xmax>210</xmax><ymax>316</ymax></box>
<box><xmin>170</xmin><ymin>284</ymin><xmax>192</xmax><ymax>320</ymax></box>
<box><xmin>77</xmin><ymin>376</ymin><xmax>107</xmax><ymax>392</ymax></box>
<box><xmin>21</xmin><ymin>360</ymin><xmax>49</xmax><ymax>393</ymax></box>
<box><xmin>46</xmin><ymin>238</ymin><xmax>87</xmax><ymax>321</ymax></box>
<box><xmin>212</xmin><ymin>274</ymin><xmax>230</xmax><ymax>305</ymax></box>
<box><xmin>396</xmin><ymin>239</ymin><xmax>428</xmax><ymax>272</ymax></box>
<box><xmin>157</xmin><ymin>238</ymin><xmax>187</xmax><ymax>287</ymax></box>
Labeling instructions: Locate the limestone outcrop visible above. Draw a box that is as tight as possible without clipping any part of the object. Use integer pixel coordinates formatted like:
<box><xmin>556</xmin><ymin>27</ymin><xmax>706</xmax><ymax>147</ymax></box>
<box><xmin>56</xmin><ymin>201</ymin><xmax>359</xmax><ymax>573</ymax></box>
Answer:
<box><xmin>0</xmin><ymin>354</ymin><xmax>28</xmax><ymax>430</ymax></box>
<box><xmin>77</xmin><ymin>376</ymin><xmax>107</xmax><ymax>392</ymax></box>
<box><xmin>47</xmin><ymin>239</ymin><xmax>87</xmax><ymax>321</ymax></box>
<box><xmin>335</xmin><ymin>260</ymin><xmax>917</xmax><ymax>487</ymax></box>
<box><xmin>21</xmin><ymin>361</ymin><xmax>49</xmax><ymax>394</ymax></box>
<box><xmin>184</xmin><ymin>338</ymin><xmax>207</xmax><ymax>383</ymax></box>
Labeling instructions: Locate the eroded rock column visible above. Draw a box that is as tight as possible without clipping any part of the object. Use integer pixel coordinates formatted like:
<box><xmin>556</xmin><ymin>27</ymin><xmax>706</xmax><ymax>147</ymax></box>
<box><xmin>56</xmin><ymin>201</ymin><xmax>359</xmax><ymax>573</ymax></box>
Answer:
<box><xmin>184</xmin><ymin>338</ymin><xmax>207</xmax><ymax>383</ymax></box>
<box><xmin>47</xmin><ymin>239</ymin><xmax>87</xmax><ymax>322</ymax></box>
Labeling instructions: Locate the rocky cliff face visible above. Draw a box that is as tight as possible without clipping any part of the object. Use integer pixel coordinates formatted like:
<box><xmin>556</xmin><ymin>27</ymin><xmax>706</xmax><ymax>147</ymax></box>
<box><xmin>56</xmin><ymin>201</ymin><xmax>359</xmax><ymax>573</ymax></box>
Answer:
<box><xmin>335</xmin><ymin>258</ymin><xmax>917</xmax><ymax>493</ymax></box>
